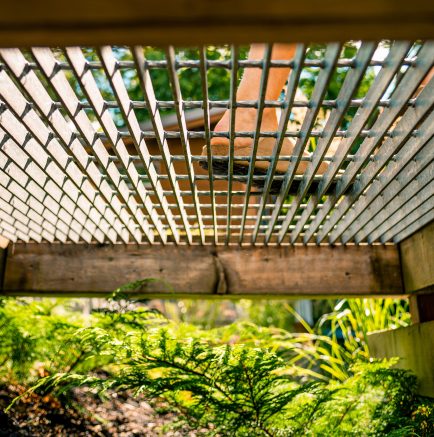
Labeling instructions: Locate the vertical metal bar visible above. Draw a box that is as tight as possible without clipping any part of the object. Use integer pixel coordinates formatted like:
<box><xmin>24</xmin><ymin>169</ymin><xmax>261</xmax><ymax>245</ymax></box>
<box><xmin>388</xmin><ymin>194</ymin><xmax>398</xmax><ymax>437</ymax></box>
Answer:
<box><xmin>225</xmin><ymin>45</ymin><xmax>239</xmax><ymax>244</ymax></box>
<box><xmin>99</xmin><ymin>46</ymin><xmax>178</xmax><ymax>244</ymax></box>
<box><xmin>379</xmin><ymin>181</ymin><xmax>434</xmax><ymax>243</ymax></box>
<box><xmin>0</xmin><ymin>169</ymin><xmax>61</xmax><ymax>243</ymax></box>
<box><xmin>311</xmin><ymin>42</ymin><xmax>434</xmax><ymax>244</ymax></box>
<box><xmin>66</xmin><ymin>47</ymin><xmax>164</xmax><ymax>243</ymax></box>
<box><xmin>0</xmin><ymin>61</ymin><xmax>121</xmax><ymax>243</ymax></box>
<box><xmin>382</xmin><ymin>194</ymin><xmax>434</xmax><ymax>243</ymax></box>
<box><xmin>199</xmin><ymin>46</ymin><xmax>218</xmax><ymax>244</ymax></box>
<box><xmin>0</xmin><ymin>159</ymin><xmax>70</xmax><ymax>243</ymax></box>
<box><xmin>252</xmin><ymin>44</ymin><xmax>305</xmax><ymax>244</ymax></box>
<box><xmin>324</xmin><ymin>66</ymin><xmax>434</xmax><ymax>243</ymax></box>
<box><xmin>0</xmin><ymin>221</ymin><xmax>29</xmax><ymax>243</ymax></box>
<box><xmin>283</xmin><ymin>42</ymin><xmax>376</xmax><ymax>244</ymax></box>
<box><xmin>343</xmin><ymin>117</ymin><xmax>434</xmax><ymax>243</ymax></box>
<box><xmin>365</xmin><ymin>158</ymin><xmax>434</xmax><ymax>243</ymax></box>
<box><xmin>165</xmin><ymin>46</ymin><xmax>205</xmax><ymax>244</ymax></box>
<box><xmin>132</xmin><ymin>46</ymin><xmax>193</xmax><ymax>244</ymax></box>
<box><xmin>392</xmin><ymin>207</ymin><xmax>434</xmax><ymax>243</ymax></box>
<box><xmin>31</xmin><ymin>47</ymin><xmax>146</xmax><ymax>244</ymax></box>
<box><xmin>0</xmin><ymin>196</ymin><xmax>50</xmax><ymax>243</ymax></box>
<box><xmin>301</xmin><ymin>41</ymin><xmax>412</xmax><ymax>244</ymax></box>
<box><xmin>2</xmin><ymin>48</ymin><xmax>139</xmax><ymax>244</ymax></box>
<box><xmin>0</xmin><ymin>135</ymin><xmax>91</xmax><ymax>243</ymax></box>
<box><xmin>239</xmin><ymin>44</ymin><xmax>272</xmax><ymax>243</ymax></box>
<box><xmin>264</xmin><ymin>43</ymin><xmax>342</xmax><ymax>244</ymax></box>
<box><xmin>0</xmin><ymin>103</ymin><xmax>110</xmax><ymax>243</ymax></box>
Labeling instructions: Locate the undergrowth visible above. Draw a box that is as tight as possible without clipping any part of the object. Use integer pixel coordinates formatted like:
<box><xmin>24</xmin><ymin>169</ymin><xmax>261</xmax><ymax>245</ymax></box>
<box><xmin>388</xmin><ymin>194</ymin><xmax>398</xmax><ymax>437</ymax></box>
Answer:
<box><xmin>0</xmin><ymin>292</ymin><xmax>432</xmax><ymax>436</ymax></box>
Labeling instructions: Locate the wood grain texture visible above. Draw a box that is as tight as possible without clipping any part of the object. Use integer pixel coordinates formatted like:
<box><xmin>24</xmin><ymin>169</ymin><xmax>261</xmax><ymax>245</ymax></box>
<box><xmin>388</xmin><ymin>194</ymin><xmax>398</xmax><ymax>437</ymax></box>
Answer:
<box><xmin>0</xmin><ymin>0</ymin><xmax>433</xmax><ymax>46</ymax></box>
<box><xmin>368</xmin><ymin>321</ymin><xmax>434</xmax><ymax>397</ymax></box>
<box><xmin>399</xmin><ymin>220</ymin><xmax>434</xmax><ymax>293</ymax></box>
<box><xmin>409</xmin><ymin>288</ymin><xmax>434</xmax><ymax>323</ymax></box>
<box><xmin>2</xmin><ymin>243</ymin><xmax>403</xmax><ymax>297</ymax></box>
<box><xmin>0</xmin><ymin>248</ymin><xmax>6</xmax><ymax>291</ymax></box>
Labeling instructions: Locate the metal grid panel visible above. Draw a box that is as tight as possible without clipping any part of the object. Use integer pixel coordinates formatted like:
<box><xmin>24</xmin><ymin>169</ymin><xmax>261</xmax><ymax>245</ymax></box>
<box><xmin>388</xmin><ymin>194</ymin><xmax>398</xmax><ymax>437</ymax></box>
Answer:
<box><xmin>0</xmin><ymin>41</ymin><xmax>433</xmax><ymax>245</ymax></box>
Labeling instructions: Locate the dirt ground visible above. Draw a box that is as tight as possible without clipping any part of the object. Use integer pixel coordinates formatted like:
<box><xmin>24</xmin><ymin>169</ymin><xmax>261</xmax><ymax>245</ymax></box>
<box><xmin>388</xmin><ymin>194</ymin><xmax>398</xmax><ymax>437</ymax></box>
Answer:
<box><xmin>0</xmin><ymin>384</ymin><xmax>210</xmax><ymax>436</ymax></box>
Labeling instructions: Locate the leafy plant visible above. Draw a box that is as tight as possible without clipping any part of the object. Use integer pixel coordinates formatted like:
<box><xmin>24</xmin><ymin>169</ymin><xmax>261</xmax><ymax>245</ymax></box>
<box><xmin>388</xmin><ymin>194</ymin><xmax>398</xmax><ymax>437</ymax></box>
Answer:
<box><xmin>1</xmin><ymin>295</ymin><xmax>432</xmax><ymax>436</ymax></box>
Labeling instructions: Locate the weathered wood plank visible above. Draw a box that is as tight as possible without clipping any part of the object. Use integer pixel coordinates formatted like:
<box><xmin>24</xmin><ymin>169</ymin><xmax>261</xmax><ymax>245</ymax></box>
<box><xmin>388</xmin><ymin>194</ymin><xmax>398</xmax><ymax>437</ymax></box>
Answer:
<box><xmin>399</xmin><ymin>220</ymin><xmax>434</xmax><ymax>293</ymax></box>
<box><xmin>0</xmin><ymin>0</ymin><xmax>433</xmax><ymax>46</ymax></box>
<box><xmin>409</xmin><ymin>288</ymin><xmax>434</xmax><ymax>324</ymax></box>
<box><xmin>368</xmin><ymin>321</ymin><xmax>434</xmax><ymax>397</ymax></box>
<box><xmin>0</xmin><ymin>247</ymin><xmax>6</xmax><ymax>291</ymax></box>
<box><xmin>2</xmin><ymin>243</ymin><xmax>403</xmax><ymax>297</ymax></box>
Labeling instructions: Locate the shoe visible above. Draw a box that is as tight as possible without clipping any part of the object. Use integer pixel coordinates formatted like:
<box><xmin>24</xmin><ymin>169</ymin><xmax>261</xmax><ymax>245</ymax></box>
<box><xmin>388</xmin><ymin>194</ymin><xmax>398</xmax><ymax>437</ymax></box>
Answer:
<box><xmin>198</xmin><ymin>137</ymin><xmax>329</xmax><ymax>194</ymax></box>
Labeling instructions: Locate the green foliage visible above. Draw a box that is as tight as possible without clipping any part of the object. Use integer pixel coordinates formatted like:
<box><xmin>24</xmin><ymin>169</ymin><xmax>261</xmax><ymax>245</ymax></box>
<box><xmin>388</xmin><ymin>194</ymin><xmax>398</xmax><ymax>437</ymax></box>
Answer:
<box><xmin>1</xmin><ymin>295</ymin><xmax>432</xmax><ymax>436</ymax></box>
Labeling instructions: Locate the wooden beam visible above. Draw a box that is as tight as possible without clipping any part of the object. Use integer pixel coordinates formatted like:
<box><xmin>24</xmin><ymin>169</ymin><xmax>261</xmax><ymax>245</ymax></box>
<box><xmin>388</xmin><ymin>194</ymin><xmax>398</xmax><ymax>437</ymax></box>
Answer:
<box><xmin>399</xmin><ymin>220</ymin><xmax>434</xmax><ymax>293</ymax></box>
<box><xmin>409</xmin><ymin>288</ymin><xmax>434</xmax><ymax>323</ymax></box>
<box><xmin>1</xmin><ymin>243</ymin><xmax>403</xmax><ymax>298</ymax></box>
<box><xmin>0</xmin><ymin>0</ymin><xmax>433</xmax><ymax>47</ymax></box>
<box><xmin>0</xmin><ymin>247</ymin><xmax>7</xmax><ymax>292</ymax></box>
<box><xmin>368</xmin><ymin>321</ymin><xmax>434</xmax><ymax>398</ymax></box>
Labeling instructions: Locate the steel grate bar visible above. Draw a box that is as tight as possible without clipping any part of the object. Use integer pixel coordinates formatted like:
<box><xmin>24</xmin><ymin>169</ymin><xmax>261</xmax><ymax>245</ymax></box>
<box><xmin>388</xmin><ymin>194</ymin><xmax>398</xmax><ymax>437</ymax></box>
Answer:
<box><xmin>64</xmin><ymin>47</ymin><xmax>160</xmax><ymax>243</ymax></box>
<box><xmin>225</xmin><ymin>45</ymin><xmax>239</xmax><ymax>244</ymax></box>
<box><xmin>282</xmin><ymin>42</ymin><xmax>376</xmax><ymax>244</ymax></box>
<box><xmin>165</xmin><ymin>46</ymin><xmax>205</xmax><ymax>244</ymax></box>
<box><xmin>2</xmin><ymin>48</ymin><xmax>138</xmax><ymax>244</ymax></box>
<box><xmin>342</xmin><ymin>117</ymin><xmax>434</xmax><ymax>244</ymax></box>
<box><xmin>300</xmin><ymin>41</ymin><xmax>412</xmax><ymax>244</ymax></box>
<box><xmin>98</xmin><ymin>46</ymin><xmax>171</xmax><ymax>243</ymax></box>
<box><xmin>0</xmin><ymin>137</ymin><xmax>93</xmax><ymax>242</ymax></box>
<box><xmin>0</xmin><ymin>41</ymin><xmax>432</xmax><ymax>246</ymax></box>
<box><xmin>391</xmin><ymin>207</ymin><xmax>434</xmax><ymax>243</ymax></box>
<box><xmin>239</xmin><ymin>44</ymin><xmax>272</xmax><ymax>243</ymax></box>
<box><xmin>132</xmin><ymin>46</ymin><xmax>192</xmax><ymax>244</ymax></box>
<box><xmin>265</xmin><ymin>43</ymin><xmax>342</xmax><ymax>243</ymax></box>
<box><xmin>30</xmin><ymin>47</ymin><xmax>148</xmax><ymax>244</ymax></box>
<box><xmin>39</xmin><ymin>97</ymin><xmax>417</xmax><ymax>111</ymax></box>
<box><xmin>252</xmin><ymin>43</ymin><xmax>305</xmax><ymax>243</ymax></box>
<box><xmin>199</xmin><ymin>46</ymin><xmax>218</xmax><ymax>244</ymax></box>
<box><xmin>309</xmin><ymin>42</ymin><xmax>434</xmax><ymax>244</ymax></box>
<box><xmin>8</xmin><ymin>57</ymin><xmax>417</xmax><ymax>72</ymax></box>
<box><xmin>324</xmin><ymin>64</ymin><xmax>434</xmax><ymax>243</ymax></box>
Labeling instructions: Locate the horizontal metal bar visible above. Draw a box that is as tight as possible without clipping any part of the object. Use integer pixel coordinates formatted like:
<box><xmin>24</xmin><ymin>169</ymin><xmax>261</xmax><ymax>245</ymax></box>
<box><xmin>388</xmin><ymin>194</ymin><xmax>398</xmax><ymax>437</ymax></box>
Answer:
<box><xmin>1</xmin><ymin>56</ymin><xmax>416</xmax><ymax>72</ymax></box>
<box><xmin>113</xmin><ymin>173</ymin><xmax>346</xmax><ymax>182</ymax></box>
<box><xmin>42</xmin><ymin>97</ymin><xmax>416</xmax><ymax>111</ymax></box>
<box><xmin>100</xmin><ymin>154</ymin><xmax>350</xmax><ymax>163</ymax></box>
<box><xmin>98</xmin><ymin>128</ymin><xmax>415</xmax><ymax>141</ymax></box>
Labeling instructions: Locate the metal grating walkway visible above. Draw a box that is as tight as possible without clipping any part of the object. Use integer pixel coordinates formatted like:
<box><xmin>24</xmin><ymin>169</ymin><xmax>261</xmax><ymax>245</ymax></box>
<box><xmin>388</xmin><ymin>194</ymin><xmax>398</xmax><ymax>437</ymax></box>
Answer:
<box><xmin>0</xmin><ymin>41</ymin><xmax>433</xmax><ymax>246</ymax></box>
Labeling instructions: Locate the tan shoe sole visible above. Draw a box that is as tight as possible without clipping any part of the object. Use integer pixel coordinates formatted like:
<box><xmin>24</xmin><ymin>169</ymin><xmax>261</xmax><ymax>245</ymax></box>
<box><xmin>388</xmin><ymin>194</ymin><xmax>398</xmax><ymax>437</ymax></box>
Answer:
<box><xmin>199</xmin><ymin>137</ymin><xmax>330</xmax><ymax>193</ymax></box>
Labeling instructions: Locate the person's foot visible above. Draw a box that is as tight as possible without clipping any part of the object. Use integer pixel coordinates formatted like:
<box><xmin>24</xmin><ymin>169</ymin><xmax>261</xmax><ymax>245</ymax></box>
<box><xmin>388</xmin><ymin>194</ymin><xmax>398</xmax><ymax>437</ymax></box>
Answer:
<box><xmin>210</xmin><ymin>107</ymin><xmax>279</xmax><ymax>148</ymax></box>
<box><xmin>199</xmin><ymin>107</ymin><xmax>330</xmax><ymax>193</ymax></box>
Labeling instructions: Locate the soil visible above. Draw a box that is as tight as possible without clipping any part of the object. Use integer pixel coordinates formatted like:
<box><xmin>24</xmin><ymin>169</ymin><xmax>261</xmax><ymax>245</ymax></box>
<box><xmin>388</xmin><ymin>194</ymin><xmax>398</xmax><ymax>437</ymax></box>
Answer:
<box><xmin>0</xmin><ymin>384</ymin><xmax>210</xmax><ymax>436</ymax></box>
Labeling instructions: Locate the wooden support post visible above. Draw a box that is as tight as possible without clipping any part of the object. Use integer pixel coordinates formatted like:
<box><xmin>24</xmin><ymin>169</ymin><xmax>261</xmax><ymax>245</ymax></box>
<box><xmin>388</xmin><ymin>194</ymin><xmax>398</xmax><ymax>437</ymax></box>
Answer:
<box><xmin>368</xmin><ymin>321</ymin><xmax>434</xmax><ymax>398</ymax></box>
<box><xmin>409</xmin><ymin>288</ymin><xmax>434</xmax><ymax>324</ymax></box>
<box><xmin>368</xmin><ymin>220</ymin><xmax>434</xmax><ymax>397</ymax></box>
<box><xmin>0</xmin><ymin>247</ymin><xmax>6</xmax><ymax>292</ymax></box>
